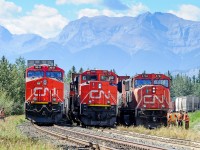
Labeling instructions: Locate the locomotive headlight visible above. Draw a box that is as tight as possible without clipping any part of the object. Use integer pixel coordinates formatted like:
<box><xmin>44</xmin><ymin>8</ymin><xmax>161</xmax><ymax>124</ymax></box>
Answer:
<box><xmin>89</xmin><ymin>100</ymin><xmax>92</xmax><ymax>104</ymax></box>
<box><xmin>98</xmin><ymin>83</ymin><xmax>102</xmax><ymax>89</ymax></box>
<box><xmin>37</xmin><ymin>81</ymin><xmax>41</xmax><ymax>85</ymax></box>
<box><xmin>33</xmin><ymin>97</ymin><xmax>37</xmax><ymax>102</ymax></box>
<box><xmin>107</xmin><ymin>100</ymin><xmax>110</xmax><ymax>104</ymax></box>
<box><xmin>143</xmin><ymin>104</ymin><xmax>146</xmax><ymax>108</ymax></box>
<box><xmin>52</xmin><ymin>97</ymin><xmax>56</xmax><ymax>102</ymax></box>
<box><xmin>152</xmin><ymin>87</ymin><xmax>156</xmax><ymax>93</ymax></box>
<box><xmin>162</xmin><ymin>105</ymin><xmax>165</xmax><ymax>108</ymax></box>
<box><xmin>43</xmin><ymin>79</ymin><xmax>47</xmax><ymax>85</ymax></box>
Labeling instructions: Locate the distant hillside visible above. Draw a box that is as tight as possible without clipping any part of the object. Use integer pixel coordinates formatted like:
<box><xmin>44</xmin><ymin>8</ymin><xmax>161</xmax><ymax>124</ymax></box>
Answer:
<box><xmin>1</xmin><ymin>12</ymin><xmax>200</xmax><ymax>75</ymax></box>
<box><xmin>172</xmin><ymin>68</ymin><xmax>200</xmax><ymax>77</ymax></box>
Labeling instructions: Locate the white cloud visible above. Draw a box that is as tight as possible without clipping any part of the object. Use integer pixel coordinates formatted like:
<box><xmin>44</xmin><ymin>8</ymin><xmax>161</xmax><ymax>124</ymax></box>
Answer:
<box><xmin>169</xmin><ymin>4</ymin><xmax>200</xmax><ymax>21</ymax></box>
<box><xmin>0</xmin><ymin>4</ymin><xmax>68</xmax><ymax>38</ymax></box>
<box><xmin>78</xmin><ymin>3</ymin><xmax>148</xmax><ymax>18</ymax></box>
<box><xmin>78</xmin><ymin>9</ymin><xmax>101</xmax><ymax>18</ymax></box>
<box><xmin>127</xmin><ymin>3</ymin><xmax>149</xmax><ymax>17</ymax></box>
<box><xmin>0</xmin><ymin>0</ymin><xmax>148</xmax><ymax>38</ymax></box>
<box><xmin>56</xmin><ymin>0</ymin><xmax>99</xmax><ymax>5</ymax></box>
<box><xmin>0</xmin><ymin>0</ymin><xmax>22</xmax><ymax>18</ymax></box>
<box><xmin>78</xmin><ymin>8</ymin><xmax>124</xmax><ymax>18</ymax></box>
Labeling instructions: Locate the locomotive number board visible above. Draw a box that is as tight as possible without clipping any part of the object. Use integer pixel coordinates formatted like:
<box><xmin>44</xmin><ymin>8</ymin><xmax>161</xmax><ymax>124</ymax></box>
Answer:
<box><xmin>27</xmin><ymin>60</ymin><xmax>54</xmax><ymax>67</ymax></box>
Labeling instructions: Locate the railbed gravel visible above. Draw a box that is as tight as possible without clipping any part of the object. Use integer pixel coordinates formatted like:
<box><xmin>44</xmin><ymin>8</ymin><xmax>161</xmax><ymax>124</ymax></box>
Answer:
<box><xmin>50</xmin><ymin>125</ymin><xmax>197</xmax><ymax>150</ymax></box>
<box><xmin>17</xmin><ymin>122</ymin><xmax>86</xmax><ymax>150</ymax></box>
<box><xmin>18</xmin><ymin>122</ymin><xmax>199</xmax><ymax>150</ymax></box>
<box><xmin>42</xmin><ymin>126</ymin><xmax>135</xmax><ymax>150</ymax></box>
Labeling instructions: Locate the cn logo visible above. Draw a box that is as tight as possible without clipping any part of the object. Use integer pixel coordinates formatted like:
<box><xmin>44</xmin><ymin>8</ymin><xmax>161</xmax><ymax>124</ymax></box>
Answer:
<box><xmin>33</xmin><ymin>87</ymin><xmax>57</xmax><ymax>96</ymax></box>
<box><xmin>90</xmin><ymin>90</ymin><xmax>110</xmax><ymax>99</ymax></box>
<box><xmin>144</xmin><ymin>95</ymin><xmax>166</xmax><ymax>104</ymax></box>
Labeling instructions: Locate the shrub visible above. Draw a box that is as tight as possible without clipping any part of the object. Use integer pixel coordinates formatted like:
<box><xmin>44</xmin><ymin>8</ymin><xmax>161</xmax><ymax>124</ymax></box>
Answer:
<box><xmin>0</xmin><ymin>90</ymin><xmax>14</xmax><ymax>115</ymax></box>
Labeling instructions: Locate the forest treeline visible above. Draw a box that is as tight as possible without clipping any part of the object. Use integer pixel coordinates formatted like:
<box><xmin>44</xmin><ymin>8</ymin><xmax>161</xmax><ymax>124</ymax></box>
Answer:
<box><xmin>0</xmin><ymin>56</ymin><xmax>200</xmax><ymax>115</ymax></box>
<box><xmin>0</xmin><ymin>56</ymin><xmax>26</xmax><ymax>115</ymax></box>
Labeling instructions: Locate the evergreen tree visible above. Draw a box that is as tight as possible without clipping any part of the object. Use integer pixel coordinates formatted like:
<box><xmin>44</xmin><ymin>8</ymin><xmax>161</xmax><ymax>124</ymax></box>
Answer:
<box><xmin>0</xmin><ymin>56</ymin><xmax>26</xmax><ymax>115</ymax></box>
<box><xmin>79</xmin><ymin>67</ymin><xmax>84</xmax><ymax>73</ymax></box>
<box><xmin>193</xmin><ymin>84</ymin><xmax>200</xmax><ymax>97</ymax></box>
<box><xmin>67</xmin><ymin>70</ymin><xmax>72</xmax><ymax>83</ymax></box>
<box><xmin>192</xmin><ymin>75</ymin><xmax>196</xmax><ymax>84</ymax></box>
<box><xmin>0</xmin><ymin>56</ymin><xmax>12</xmax><ymax>92</ymax></box>
<box><xmin>71</xmin><ymin>66</ymin><xmax>76</xmax><ymax>73</ymax></box>
<box><xmin>197</xmin><ymin>70</ymin><xmax>200</xmax><ymax>83</ymax></box>
<box><xmin>11</xmin><ymin>57</ymin><xmax>26</xmax><ymax>114</ymax></box>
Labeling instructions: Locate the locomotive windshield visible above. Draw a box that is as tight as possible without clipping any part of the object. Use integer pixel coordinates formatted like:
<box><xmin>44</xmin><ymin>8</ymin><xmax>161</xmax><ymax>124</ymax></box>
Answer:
<box><xmin>82</xmin><ymin>75</ymin><xmax>97</xmax><ymax>81</ymax></box>
<box><xmin>101</xmin><ymin>75</ymin><xmax>115</xmax><ymax>82</ymax></box>
<box><xmin>101</xmin><ymin>75</ymin><xmax>109</xmax><ymax>81</ymax></box>
<box><xmin>46</xmin><ymin>71</ymin><xmax>62</xmax><ymax>80</ymax></box>
<box><xmin>27</xmin><ymin>71</ymin><xmax>44</xmax><ymax>78</ymax></box>
<box><xmin>134</xmin><ymin>79</ymin><xmax>152</xmax><ymax>88</ymax></box>
<box><xmin>154</xmin><ymin>79</ymin><xmax>169</xmax><ymax>87</ymax></box>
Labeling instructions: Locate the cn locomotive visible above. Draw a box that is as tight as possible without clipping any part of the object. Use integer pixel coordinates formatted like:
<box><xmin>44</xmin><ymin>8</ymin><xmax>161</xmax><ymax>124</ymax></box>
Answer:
<box><xmin>25</xmin><ymin>60</ymin><xmax>65</xmax><ymax>124</ymax></box>
<box><xmin>69</xmin><ymin>70</ymin><xmax>118</xmax><ymax>127</ymax></box>
<box><xmin>118</xmin><ymin>74</ymin><xmax>171</xmax><ymax>128</ymax></box>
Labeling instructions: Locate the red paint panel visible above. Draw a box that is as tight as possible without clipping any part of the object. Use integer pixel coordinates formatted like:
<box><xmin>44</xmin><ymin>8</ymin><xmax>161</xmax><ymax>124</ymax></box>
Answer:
<box><xmin>25</xmin><ymin>77</ymin><xmax>64</xmax><ymax>103</ymax></box>
<box><xmin>25</xmin><ymin>64</ymin><xmax>64</xmax><ymax>103</ymax></box>
<box><xmin>136</xmin><ymin>85</ymin><xmax>170</xmax><ymax>109</ymax></box>
<box><xmin>80</xmin><ymin>81</ymin><xmax>117</xmax><ymax>105</ymax></box>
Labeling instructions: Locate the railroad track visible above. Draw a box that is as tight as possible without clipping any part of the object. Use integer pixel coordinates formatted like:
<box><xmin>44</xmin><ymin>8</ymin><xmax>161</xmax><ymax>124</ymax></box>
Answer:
<box><xmin>54</xmin><ymin>125</ymin><xmax>199</xmax><ymax>150</ymax></box>
<box><xmin>95</xmin><ymin>128</ymin><xmax>200</xmax><ymax>150</ymax></box>
<box><xmin>53</xmin><ymin>125</ymin><xmax>164</xmax><ymax>150</ymax></box>
<box><xmin>33</xmin><ymin>123</ymin><xmax>200</xmax><ymax>150</ymax></box>
<box><xmin>33</xmin><ymin>124</ymin><xmax>115</xmax><ymax>150</ymax></box>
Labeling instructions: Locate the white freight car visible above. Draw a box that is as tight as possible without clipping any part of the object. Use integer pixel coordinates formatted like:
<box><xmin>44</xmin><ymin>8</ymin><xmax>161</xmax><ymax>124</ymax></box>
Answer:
<box><xmin>175</xmin><ymin>96</ymin><xmax>199</xmax><ymax>112</ymax></box>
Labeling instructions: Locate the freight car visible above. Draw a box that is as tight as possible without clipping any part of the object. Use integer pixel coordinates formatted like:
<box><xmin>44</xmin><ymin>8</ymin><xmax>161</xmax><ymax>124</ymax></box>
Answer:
<box><xmin>68</xmin><ymin>70</ymin><xmax>118</xmax><ymax>127</ymax></box>
<box><xmin>25</xmin><ymin>60</ymin><xmax>65</xmax><ymax>124</ymax></box>
<box><xmin>175</xmin><ymin>96</ymin><xmax>200</xmax><ymax>112</ymax></box>
<box><xmin>118</xmin><ymin>74</ymin><xmax>171</xmax><ymax>128</ymax></box>
<box><xmin>169</xmin><ymin>100</ymin><xmax>175</xmax><ymax>112</ymax></box>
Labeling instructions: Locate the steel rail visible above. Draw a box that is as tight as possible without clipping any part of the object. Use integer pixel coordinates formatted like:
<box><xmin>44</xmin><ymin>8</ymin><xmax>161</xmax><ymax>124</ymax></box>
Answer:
<box><xmin>33</xmin><ymin>124</ymin><xmax>115</xmax><ymax>150</ymax></box>
<box><xmin>54</xmin><ymin>125</ymin><xmax>164</xmax><ymax>150</ymax></box>
<box><xmin>106</xmin><ymin>128</ymin><xmax>200</xmax><ymax>149</ymax></box>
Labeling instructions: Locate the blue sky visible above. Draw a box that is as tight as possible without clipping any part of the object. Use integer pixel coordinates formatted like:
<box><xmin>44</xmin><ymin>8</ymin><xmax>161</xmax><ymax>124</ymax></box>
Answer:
<box><xmin>1</xmin><ymin>0</ymin><xmax>200</xmax><ymax>38</ymax></box>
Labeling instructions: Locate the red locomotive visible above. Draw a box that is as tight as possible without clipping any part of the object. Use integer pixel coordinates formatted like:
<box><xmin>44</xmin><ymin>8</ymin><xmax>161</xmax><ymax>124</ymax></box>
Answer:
<box><xmin>118</xmin><ymin>74</ymin><xmax>171</xmax><ymax>128</ymax></box>
<box><xmin>69</xmin><ymin>70</ymin><xmax>118</xmax><ymax>127</ymax></box>
<box><xmin>25</xmin><ymin>60</ymin><xmax>65</xmax><ymax>124</ymax></box>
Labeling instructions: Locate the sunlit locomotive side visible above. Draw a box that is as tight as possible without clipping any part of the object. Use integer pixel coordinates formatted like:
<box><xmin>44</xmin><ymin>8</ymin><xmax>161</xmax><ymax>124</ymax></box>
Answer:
<box><xmin>118</xmin><ymin>74</ymin><xmax>171</xmax><ymax>128</ymax></box>
<box><xmin>25</xmin><ymin>60</ymin><xmax>65</xmax><ymax>123</ymax></box>
<box><xmin>69</xmin><ymin>70</ymin><xmax>118</xmax><ymax>127</ymax></box>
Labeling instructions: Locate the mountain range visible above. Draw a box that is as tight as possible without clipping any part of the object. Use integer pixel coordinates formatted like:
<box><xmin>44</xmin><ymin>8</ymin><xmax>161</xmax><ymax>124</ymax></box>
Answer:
<box><xmin>1</xmin><ymin>12</ymin><xmax>200</xmax><ymax>76</ymax></box>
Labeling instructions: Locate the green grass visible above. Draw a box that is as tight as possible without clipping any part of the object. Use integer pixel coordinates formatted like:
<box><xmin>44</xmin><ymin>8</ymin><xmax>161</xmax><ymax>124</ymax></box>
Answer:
<box><xmin>117</xmin><ymin>125</ymin><xmax>200</xmax><ymax>141</ymax></box>
<box><xmin>117</xmin><ymin>111</ymin><xmax>200</xmax><ymax>141</ymax></box>
<box><xmin>189</xmin><ymin>110</ymin><xmax>200</xmax><ymax>129</ymax></box>
<box><xmin>0</xmin><ymin>115</ymin><xmax>56</xmax><ymax>150</ymax></box>
<box><xmin>1</xmin><ymin>112</ymin><xmax>199</xmax><ymax>149</ymax></box>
